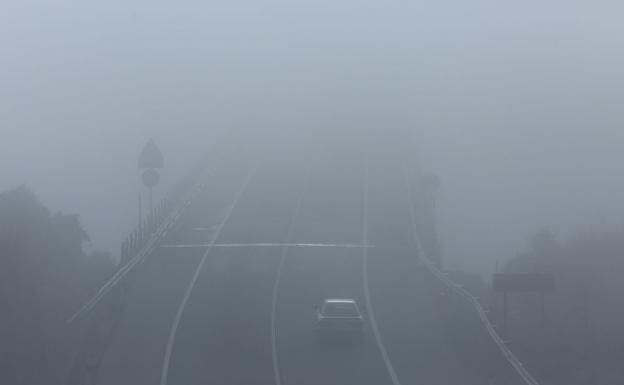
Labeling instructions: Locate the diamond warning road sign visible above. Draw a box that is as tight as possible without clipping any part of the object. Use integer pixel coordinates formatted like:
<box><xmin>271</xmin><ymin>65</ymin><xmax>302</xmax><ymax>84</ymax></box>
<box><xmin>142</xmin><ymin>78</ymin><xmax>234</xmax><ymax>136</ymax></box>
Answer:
<box><xmin>138</xmin><ymin>139</ymin><xmax>164</xmax><ymax>169</ymax></box>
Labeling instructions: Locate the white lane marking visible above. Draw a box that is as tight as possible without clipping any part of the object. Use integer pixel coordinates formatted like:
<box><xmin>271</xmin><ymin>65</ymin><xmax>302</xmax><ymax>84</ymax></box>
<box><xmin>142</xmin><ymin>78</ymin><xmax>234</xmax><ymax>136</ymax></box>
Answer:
<box><xmin>160</xmin><ymin>168</ymin><xmax>256</xmax><ymax>385</ymax></box>
<box><xmin>401</xmin><ymin>164</ymin><xmax>540</xmax><ymax>385</ymax></box>
<box><xmin>160</xmin><ymin>243</ymin><xmax>372</xmax><ymax>249</ymax></box>
<box><xmin>66</xmin><ymin>184</ymin><xmax>200</xmax><ymax>324</ymax></box>
<box><xmin>191</xmin><ymin>227</ymin><xmax>216</xmax><ymax>231</ymax></box>
<box><xmin>66</xmin><ymin>154</ymin><xmax>223</xmax><ymax>324</ymax></box>
<box><xmin>361</xmin><ymin>152</ymin><xmax>403</xmax><ymax>385</ymax></box>
<box><xmin>270</xmin><ymin>171</ymin><xmax>308</xmax><ymax>385</ymax></box>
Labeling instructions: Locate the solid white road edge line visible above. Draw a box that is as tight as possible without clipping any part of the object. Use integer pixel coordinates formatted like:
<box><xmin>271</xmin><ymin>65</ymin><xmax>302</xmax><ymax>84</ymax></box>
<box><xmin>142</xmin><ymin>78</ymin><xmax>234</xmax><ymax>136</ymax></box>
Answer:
<box><xmin>361</xmin><ymin>152</ymin><xmax>403</xmax><ymax>385</ymax></box>
<box><xmin>159</xmin><ymin>167</ymin><xmax>256</xmax><ymax>385</ymax></box>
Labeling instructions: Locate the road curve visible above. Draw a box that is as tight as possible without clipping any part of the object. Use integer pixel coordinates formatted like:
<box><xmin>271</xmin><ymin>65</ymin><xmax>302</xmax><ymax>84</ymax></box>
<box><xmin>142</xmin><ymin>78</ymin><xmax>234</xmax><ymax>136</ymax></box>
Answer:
<box><xmin>97</xmin><ymin>135</ymin><xmax>526</xmax><ymax>385</ymax></box>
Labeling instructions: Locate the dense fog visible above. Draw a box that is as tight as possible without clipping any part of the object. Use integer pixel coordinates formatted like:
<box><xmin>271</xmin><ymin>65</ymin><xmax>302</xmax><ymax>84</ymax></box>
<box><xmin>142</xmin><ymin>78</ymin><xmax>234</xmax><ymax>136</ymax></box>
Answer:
<box><xmin>2</xmin><ymin>0</ymin><xmax>624</xmax><ymax>275</ymax></box>
<box><xmin>5</xmin><ymin>3</ymin><xmax>624</xmax><ymax>385</ymax></box>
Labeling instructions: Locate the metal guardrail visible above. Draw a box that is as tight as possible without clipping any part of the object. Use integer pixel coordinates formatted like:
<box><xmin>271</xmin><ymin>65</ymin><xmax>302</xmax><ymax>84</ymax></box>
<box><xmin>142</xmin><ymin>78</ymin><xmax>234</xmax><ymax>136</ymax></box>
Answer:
<box><xmin>419</xmin><ymin>258</ymin><xmax>540</xmax><ymax>385</ymax></box>
<box><xmin>120</xmin><ymin>160</ymin><xmax>207</xmax><ymax>265</ymax></box>
<box><xmin>64</xmin><ymin>154</ymin><xmax>214</xmax><ymax>385</ymax></box>
<box><xmin>404</xmin><ymin>166</ymin><xmax>540</xmax><ymax>385</ymax></box>
<box><xmin>67</xmin><ymin>157</ymin><xmax>210</xmax><ymax>324</ymax></box>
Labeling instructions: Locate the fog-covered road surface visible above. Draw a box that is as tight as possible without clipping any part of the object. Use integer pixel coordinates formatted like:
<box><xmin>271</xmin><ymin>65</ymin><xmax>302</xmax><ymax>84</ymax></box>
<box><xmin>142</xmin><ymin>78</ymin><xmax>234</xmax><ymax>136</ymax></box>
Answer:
<box><xmin>97</xmin><ymin>135</ymin><xmax>525</xmax><ymax>385</ymax></box>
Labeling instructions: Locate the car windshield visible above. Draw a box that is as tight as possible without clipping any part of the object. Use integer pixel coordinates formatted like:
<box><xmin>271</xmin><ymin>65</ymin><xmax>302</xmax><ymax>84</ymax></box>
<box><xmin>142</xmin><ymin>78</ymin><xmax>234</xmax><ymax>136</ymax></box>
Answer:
<box><xmin>323</xmin><ymin>302</ymin><xmax>359</xmax><ymax>317</ymax></box>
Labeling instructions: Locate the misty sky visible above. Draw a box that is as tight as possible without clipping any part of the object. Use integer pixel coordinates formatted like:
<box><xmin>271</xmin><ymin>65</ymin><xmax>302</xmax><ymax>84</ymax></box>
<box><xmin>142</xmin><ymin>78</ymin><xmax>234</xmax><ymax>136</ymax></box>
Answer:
<box><xmin>2</xmin><ymin>0</ymin><xmax>623</xmax><ymax>274</ymax></box>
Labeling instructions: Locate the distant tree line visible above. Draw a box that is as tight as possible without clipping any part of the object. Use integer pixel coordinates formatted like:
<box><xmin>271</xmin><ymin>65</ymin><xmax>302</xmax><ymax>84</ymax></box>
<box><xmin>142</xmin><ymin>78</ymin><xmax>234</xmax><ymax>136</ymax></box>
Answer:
<box><xmin>498</xmin><ymin>226</ymin><xmax>624</xmax><ymax>384</ymax></box>
<box><xmin>0</xmin><ymin>186</ymin><xmax>114</xmax><ymax>385</ymax></box>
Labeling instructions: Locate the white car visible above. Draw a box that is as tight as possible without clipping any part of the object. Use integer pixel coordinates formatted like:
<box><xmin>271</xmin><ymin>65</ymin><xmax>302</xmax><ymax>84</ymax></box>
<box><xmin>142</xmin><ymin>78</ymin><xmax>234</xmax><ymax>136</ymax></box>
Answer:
<box><xmin>315</xmin><ymin>298</ymin><xmax>364</xmax><ymax>341</ymax></box>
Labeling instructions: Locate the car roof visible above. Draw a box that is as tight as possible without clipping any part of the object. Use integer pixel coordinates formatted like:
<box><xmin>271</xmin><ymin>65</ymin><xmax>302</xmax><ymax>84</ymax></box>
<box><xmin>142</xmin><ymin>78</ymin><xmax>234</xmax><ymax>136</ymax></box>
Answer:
<box><xmin>324</xmin><ymin>298</ymin><xmax>357</xmax><ymax>304</ymax></box>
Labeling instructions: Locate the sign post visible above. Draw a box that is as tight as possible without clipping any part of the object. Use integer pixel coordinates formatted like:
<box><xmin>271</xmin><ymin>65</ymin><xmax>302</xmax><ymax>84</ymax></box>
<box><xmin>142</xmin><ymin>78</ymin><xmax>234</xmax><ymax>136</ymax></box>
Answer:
<box><xmin>493</xmin><ymin>273</ymin><xmax>555</xmax><ymax>336</ymax></box>
<box><xmin>142</xmin><ymin>169</ymin><xmax>160</xmax><ymax>217</ymax></box>
<box><xmin>138</xmin><ymin>139</ymin><xmax>164</xmax><ymax>223</ymax></box>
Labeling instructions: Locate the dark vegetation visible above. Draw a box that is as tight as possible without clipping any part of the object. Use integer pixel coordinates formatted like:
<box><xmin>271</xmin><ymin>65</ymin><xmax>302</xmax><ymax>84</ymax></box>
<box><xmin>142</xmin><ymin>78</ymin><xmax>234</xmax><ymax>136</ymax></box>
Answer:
<box><xmin>455</xmin><ymin>227</ymin><xmax>624</xmax><ymax>385</ymax></box>
<box><xmin>0</xmin><ymin>186</ymin><xmax>114</xmax><ymax>385</ymax></box>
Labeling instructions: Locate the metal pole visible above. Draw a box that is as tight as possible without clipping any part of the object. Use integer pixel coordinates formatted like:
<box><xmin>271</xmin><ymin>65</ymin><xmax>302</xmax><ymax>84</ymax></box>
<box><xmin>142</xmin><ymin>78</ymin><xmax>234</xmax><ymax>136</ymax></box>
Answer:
<box><xmin>138</xmin><ymin>193</ymin><xmax>143</xmax><ymax>230</ymax></box>
<box><xmin>541</xmin><ymin>292</ymin><xmax>546</xmax><ymax>325</ymax></box>
<box><xmin>149</xmin><ymin>187</ymin><xmax>153</xmax><ymax>223</ymax></box>
<box><xmin>503</xmin><ymin>292</ymin><xmax>508</xmax><ymax>337</ymax></box>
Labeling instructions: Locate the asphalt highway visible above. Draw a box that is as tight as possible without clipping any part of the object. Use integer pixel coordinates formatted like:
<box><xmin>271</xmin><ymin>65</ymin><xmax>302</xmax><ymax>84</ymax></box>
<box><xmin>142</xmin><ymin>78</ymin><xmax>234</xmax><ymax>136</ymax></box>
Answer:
<box><xmin>97</xmin><ymin>135</ymin><xmax>525</xmax><ymax>385</ymax></box>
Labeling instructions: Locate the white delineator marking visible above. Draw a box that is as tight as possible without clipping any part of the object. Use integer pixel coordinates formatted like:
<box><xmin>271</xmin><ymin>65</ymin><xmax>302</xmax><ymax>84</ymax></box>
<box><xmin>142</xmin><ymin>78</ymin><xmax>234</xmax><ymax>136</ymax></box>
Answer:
<box><xmin>160</xmin><ymin>168</ymin><xmax>256</xmax><ymax>385</ymax></box>
<box><xmin>361</xmin><ymin>153</ymin><xmax>403</xmax><ymax>385</ymax></box>
<box><xmin>161</xmin><ymin>243</ymin><xmax>370</xmax><ymax>249</ymax></box>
